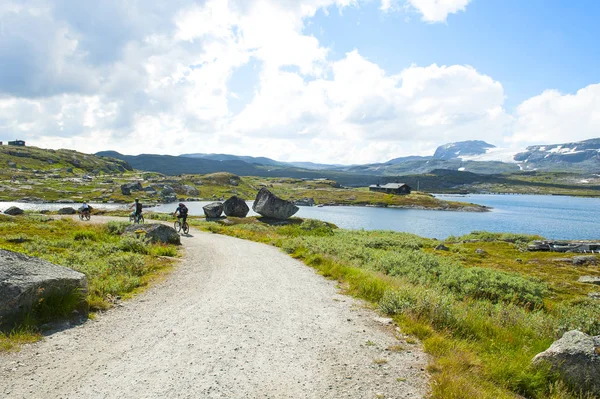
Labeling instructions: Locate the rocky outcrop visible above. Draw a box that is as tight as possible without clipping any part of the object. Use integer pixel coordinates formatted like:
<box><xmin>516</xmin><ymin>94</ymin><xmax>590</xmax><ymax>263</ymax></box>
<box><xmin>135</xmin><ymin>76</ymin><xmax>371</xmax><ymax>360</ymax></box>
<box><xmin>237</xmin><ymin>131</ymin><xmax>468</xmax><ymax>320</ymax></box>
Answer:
<box><xmin>203</xmin><ymin>202</ymin><xmax>224</xmax><ymax>218</ymax></box>
<box><xmin>123</xmin><ymin>224</ymin><xmax>180</xmax><ymax>245</ymax></box>
<box><xmin>223</xmin><ymin>196</ymin><xmax>249</xmax><ymax>217</ymax></box>
<box><xmin>4</xmin><ymin>206</ymin><xmax>24</xmax><ymax>216</ymax></box>
<box><xmin>294</xmin><ymin>197</ymin><xmax>315</xmax><ymax>207</ymax></box>
<box><xmin>252</xmin><ymin>188</ymin><xmax>299</xmax><ymax>219</ymax></box>
<box><xmin>0</xmin><ymin>249</ymin><xmax>88</xmax><ymax>330</ymax></box>
<box><xmin>121</xmin><ymin>182</ymin><xmax>143</xmax><ymax>195</ymax></box>
<box><xmin>57</xmin><ymin>207</ymin><xmax>77</xmax><ymax>215</ymax></box>
<box><xmin>532</xmin><ymin>330</ymin><xmax>600</xmax><ymax>395</ymax></box>
<box><xmin>528</xmin><ymin>240</ymin><xmax>600</xmax><ymax>253</ymax></box>
<box><xmin>578</xmin><ymin>276</ymin><xmax>600</xmax><ymax>285</ymax></box>
<box><xmin>182</xmin><ymin>185</ymin><xmax>200</xmax><ymax>196</ymax></box>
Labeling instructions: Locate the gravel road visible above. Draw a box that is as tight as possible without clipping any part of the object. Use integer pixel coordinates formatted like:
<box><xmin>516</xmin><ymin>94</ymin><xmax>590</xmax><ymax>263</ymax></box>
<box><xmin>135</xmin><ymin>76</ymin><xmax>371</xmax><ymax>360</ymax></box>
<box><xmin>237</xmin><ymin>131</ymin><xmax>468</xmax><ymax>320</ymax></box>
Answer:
<box><xmin>1</xmin><ymin>220</ymin><xmax>428</xmax><ymax>399</ymax></box>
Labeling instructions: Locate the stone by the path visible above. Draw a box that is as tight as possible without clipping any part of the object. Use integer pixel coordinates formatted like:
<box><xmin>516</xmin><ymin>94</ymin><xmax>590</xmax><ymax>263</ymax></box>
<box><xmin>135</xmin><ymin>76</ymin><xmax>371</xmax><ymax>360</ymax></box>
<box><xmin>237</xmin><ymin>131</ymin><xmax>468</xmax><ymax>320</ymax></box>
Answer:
<box><xmin>124</xmin><ymin>224</ymin><xmax>180</xmax><ymax>245</ymax></box>
<box><xmin>532</xmin><ymin>330</ymin><xmax>600</xmax><ymax>396</ymax></box>
<box><xmin>57</xmin><ymin>207</ymin><xmax>77</xmax><ymax>215</ymax></box>
<box><xmin>203</xmin><ymin>202</ymin><xmax>224</xmax><ymax>218</ymax></box>
<box><xmin>252</xmin><ymin>188</ymin><xmax>298</xmax><ymax>220</ymax></box>
<box><xmin>0</xmin><ymin>249</ymin><xmax>88</xmax><ymax>331</ymax></box>
<box><xmin>223</xmin><ymin>196</ymin><xmax>249</xmax><ymax>218</ymax></box>
<box><xmin>4</xmin><ymin>206</ymin><xmax>24</xmax><ymax>216</ymax></box>
<box><xmin>578</xmin><ymin>276</ymin><xmax>600</xmax><ymax>285</ymax></box>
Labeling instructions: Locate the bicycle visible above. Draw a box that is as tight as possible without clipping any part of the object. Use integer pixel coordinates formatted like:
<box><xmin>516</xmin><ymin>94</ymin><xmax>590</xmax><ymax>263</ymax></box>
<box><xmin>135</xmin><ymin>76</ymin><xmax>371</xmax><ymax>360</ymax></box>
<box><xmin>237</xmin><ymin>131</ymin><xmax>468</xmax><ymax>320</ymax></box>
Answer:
<box><xmin>78</xmin><ymin>211</ymin><xmax>91</xmax><ymax>221</ymax></box>
<box><xmin>174</xmin><ymin>218</ymin><xmax>189</xmax><ymax>234</ymax></box>
<box><xmin>130</xmin><ymin>213</ymin><xmax>145</xmax><ymax>224</ymax></box>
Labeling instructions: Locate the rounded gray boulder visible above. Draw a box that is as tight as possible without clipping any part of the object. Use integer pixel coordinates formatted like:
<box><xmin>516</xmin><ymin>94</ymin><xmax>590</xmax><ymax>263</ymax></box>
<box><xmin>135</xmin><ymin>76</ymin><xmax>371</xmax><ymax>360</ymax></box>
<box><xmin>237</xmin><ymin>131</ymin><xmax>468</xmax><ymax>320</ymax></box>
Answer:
<box><xmin>223</xmin><ymin>196</ymin><xmax>249</xmax><ymax>218</ymax></box>
<box><xmin>0</xmin><ymin>249</ymin><xmax>88</xmax><ymax>331</ymax></box>
<box><xmin>124</xmin><ymin>223</ymin><xmax>180</xmax><ymax>245</ymax></box>
<box><xmin>252</xmin><ymin>188</ymin><xmax>298</xmax><ymax>219</ymax></box>
<box><xmin>532</xmin><ymin>330</ymin><xmax>600</xmax><ymax>395</ymax></box>
<box><xmin>203</xmin><ymin>202</ymin><xmax>224</xmax><ymax>218</ymax></box>
<box><xmin>4</xmin><ymin>206</ymin><xmax>24</xmax><ymax>216</ymax></box>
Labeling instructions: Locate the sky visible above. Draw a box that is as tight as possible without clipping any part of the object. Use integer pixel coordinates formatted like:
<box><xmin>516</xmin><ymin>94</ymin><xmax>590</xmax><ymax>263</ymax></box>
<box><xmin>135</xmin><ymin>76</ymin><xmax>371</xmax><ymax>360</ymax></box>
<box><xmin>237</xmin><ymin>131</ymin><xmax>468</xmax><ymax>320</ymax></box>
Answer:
<box><xmin>0</xmin><ymin>0</ymin><xmax>599</xmax><ymax>164</ymax></box>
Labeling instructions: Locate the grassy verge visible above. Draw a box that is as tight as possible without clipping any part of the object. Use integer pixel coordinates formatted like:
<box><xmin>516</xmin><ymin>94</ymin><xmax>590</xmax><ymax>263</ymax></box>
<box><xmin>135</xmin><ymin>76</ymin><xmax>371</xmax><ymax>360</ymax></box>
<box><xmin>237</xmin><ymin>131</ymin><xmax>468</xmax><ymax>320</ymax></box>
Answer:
<box><xmin>0</xmin><ymin>214</ymin><xmax>179</xmax><ymax>352</ymax></box>
<box><xmin>190</xmin><ymin>217</ymin><xmax>599</xmax><ymax>399</ymax></box>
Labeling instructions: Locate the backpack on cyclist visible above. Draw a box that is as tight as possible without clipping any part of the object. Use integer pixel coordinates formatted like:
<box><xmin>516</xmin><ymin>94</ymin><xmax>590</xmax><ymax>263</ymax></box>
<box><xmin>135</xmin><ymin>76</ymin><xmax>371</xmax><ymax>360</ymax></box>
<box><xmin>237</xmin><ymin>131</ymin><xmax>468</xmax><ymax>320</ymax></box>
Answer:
<box><xmin>179</xmin><ymin>204</ymin><xmax>188</xmax><ymax>216</ymax></box>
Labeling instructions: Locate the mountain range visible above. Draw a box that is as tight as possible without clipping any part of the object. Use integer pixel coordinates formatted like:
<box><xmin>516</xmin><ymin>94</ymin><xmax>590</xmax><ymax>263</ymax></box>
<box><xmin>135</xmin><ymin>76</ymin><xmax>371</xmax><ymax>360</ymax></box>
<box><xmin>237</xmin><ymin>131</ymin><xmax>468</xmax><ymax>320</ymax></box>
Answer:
<box><xmin>97</xmin><ymin>138</ymin><xmax>600</xmax><ymax>185</ymax></box>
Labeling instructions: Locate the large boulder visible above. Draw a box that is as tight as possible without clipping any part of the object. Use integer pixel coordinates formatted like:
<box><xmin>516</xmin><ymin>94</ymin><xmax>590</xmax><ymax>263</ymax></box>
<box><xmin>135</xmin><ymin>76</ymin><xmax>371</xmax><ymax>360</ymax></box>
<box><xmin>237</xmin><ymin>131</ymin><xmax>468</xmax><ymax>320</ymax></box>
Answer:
<box><xmin>123</xmin><ymin>224</ymin><xmax>180</xmax><ymax>245</ymax></box>
<box><xmin>57</xmin><ymin>207</ymin><xmax>77</xmax><ymax>215</ymax></box>
<box><xmin>252</xmin><ymin>188</ymin><xmax>299</xmax><ymax>219</ymax></box>
<box><xmin>203</xmin><ymin>202</ymin><xmax>224</xmax><ymax>218</ymax></box>
<box><xmin>4</xmin><ymin>206</ymin><xmax>24</xmax><ymax>216</ymax></box>
<box><xmin>0</xmin><ymin>250</ymin><xmax>88</xmax><ymax>330</ymax></box>
<box><xmin>532</xmin><ymin>330</ymin><xmax>600</xmax><ymax>395</ymax></box>
<box><xmin>121</xmin><ymin>182</ymin><xmax>143</xmax><ymax>195</ymax></box>
<box><xmin>223</xmin><ymin>196</ymin><xmax>249</xmax><ymax>217</ymax></box>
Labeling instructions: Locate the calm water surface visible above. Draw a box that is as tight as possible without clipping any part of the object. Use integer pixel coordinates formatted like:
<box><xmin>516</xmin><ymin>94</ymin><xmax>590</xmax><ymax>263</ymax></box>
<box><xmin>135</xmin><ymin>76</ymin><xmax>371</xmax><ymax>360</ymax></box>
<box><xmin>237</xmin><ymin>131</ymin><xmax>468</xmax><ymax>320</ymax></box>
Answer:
<box><xmin>153</xmin><ymin>194</ymin><xmax>600</xmax><ymax>240</ymax></box>
<box><xmin>3</xmin><ymin>194</ymin><xmax>599</xmax><ymax>240</ymax></box>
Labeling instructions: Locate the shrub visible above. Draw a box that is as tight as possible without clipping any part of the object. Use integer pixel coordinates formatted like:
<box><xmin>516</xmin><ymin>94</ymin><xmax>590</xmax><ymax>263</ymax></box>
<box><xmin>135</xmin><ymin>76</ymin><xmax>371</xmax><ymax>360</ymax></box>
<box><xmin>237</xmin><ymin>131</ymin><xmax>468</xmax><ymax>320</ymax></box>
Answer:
<box><xmin>118</xmin><ymin>236</ymin><xmax>149</xmax><ymax>254</ymax></box>
<box><xmin>106</xmin><ymin>221</ymin><xmax>128</xmax><ymax>235</ymax></box>
<box><xmin>73</xmin><ymin>230</ymin><xmax>98</xmax><ymax>241</ymax></box>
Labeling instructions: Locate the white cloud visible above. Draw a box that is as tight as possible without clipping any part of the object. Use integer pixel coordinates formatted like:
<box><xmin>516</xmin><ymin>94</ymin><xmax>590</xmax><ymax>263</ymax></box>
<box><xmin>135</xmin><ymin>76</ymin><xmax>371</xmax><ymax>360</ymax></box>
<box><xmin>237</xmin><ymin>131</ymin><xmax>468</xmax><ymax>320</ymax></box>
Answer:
<box><xmin>1</xmin><ymin>0</ymin><xmax>599</xmax><ymax>166</ymax></box>
<box><xmin>407</xmin><ymin>0</ymin><xmax>472</xmax><ymax>22</ymax></box>
<box><xmin>511</xmin><ymin>84</ymin><xmax>600</xmax><ymax>146</ymax></box>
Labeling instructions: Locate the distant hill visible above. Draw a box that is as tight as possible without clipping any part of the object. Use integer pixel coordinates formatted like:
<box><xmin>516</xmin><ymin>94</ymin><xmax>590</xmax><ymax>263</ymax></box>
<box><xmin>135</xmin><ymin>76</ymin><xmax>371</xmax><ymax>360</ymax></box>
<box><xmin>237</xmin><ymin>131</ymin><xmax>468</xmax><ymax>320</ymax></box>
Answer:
<box><xmin>433</xmin><ymin>140</ymin><xmax>496</xmax><ymax>160</ymax></box>
<box><xmin>515</xmin><ymin>138</ymin><xmax>600</xmax><ymax>172</ymax></box>
<box><xmin>1</xmin><ymin>146</ymin><xmax>132</xmax><ymax>176</ymax></box>
<box><xmin>180</xmin><ymin>153</ymin><xmax>284</xmax><ymax>167</ymax></box>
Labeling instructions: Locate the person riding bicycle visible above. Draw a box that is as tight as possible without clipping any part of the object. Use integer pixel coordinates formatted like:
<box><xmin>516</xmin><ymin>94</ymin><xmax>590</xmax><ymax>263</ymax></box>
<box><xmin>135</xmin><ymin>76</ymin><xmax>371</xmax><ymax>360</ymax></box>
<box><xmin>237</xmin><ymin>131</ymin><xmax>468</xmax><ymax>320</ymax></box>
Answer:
<box><xmin>79</xmin><ymin>201</ymin><xmax>92</xmax><ymax>217</ymax></box>
<box><xmin>173</xmin><ymin>202</ymin><xmax>188</xmax><ymax>225</ymax></box>
<box><xmin>129</xmin><ymin>198</ymin><xmax>143</xmax><ymax>222</ymax></box>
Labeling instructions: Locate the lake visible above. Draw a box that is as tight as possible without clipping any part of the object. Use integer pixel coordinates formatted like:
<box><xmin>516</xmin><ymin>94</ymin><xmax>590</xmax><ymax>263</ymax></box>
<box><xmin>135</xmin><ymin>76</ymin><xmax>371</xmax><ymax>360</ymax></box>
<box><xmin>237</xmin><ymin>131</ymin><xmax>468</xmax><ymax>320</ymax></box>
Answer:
<box><xmin>2</xmin><ymin>194</ymin><xmax>599</xmax><ymax>240</ymax></box>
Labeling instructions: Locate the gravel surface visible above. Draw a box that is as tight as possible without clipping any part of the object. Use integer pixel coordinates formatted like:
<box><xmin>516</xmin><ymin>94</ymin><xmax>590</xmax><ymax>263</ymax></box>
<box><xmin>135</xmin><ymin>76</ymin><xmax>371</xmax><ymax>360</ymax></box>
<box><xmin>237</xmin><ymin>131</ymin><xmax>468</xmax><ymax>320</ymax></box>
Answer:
<box><xmin>1</xmin><ymin>218</ymin><xmax>429</xmax><ymax>398</ymax></box>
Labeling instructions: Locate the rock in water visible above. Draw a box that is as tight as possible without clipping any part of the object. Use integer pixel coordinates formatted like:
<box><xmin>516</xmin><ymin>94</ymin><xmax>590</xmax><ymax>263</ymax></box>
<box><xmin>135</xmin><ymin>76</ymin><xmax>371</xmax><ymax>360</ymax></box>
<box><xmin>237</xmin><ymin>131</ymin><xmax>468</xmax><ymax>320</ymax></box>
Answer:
<box><xmin>252</xmin><ymin>188</ymin><xmax>299</xmax><ymax>219</ymax></box>
<box><xmin>123</xmin><ymin>224</ymin><xmax>181</xmax><ymax>245</ymax></box>
<box><xmin>532</xmin><ymin>330</ymin><xmax>600</xmax><ymax>396</ymax></box>
<box><xmin>3</xmin><ymin>206</ymin><xmax>24</xmax><ymax>216</ymax></box>
<box><xmin>0</xmin><ymin>249</ymin><xmax>88</xmax><ymax>331</ymax></box>
<box><xmin>203</xmin><ymin>202</ymin><xmax>224</xmax><ymax>218</ymax></box>
<box><xmin>223</xmin><ymin>196</ymin><xmax>249</xmax><ymax>217</ymax></box>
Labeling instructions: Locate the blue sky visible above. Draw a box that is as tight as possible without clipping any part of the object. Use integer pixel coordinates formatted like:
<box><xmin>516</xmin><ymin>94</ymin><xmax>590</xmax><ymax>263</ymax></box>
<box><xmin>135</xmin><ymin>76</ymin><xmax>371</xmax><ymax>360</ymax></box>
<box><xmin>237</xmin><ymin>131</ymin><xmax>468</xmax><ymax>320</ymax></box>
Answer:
<box><xmin>0</xmin><ymin>0</ymin><xmax>599</xmax><ymax>164</ymax></box>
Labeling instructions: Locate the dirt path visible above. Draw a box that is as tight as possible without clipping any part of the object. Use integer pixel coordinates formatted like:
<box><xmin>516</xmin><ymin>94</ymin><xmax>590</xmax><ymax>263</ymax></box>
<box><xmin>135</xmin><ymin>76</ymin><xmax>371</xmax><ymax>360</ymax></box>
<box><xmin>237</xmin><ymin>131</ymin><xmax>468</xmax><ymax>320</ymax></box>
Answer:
<box><xmin>1</xmin><ymin>218</ymin><xmax>428</xmax><ymax>398</ymax></box>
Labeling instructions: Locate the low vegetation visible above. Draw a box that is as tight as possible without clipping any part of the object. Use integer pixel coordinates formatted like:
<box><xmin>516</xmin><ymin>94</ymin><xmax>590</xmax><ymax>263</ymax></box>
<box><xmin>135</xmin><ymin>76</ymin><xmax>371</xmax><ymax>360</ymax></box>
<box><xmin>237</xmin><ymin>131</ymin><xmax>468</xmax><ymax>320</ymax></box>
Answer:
<box><xmin>193</xmin><ymin>217</ymin><xmax>600</xmax><ymax>399</ymax></box>
<box><xmin>0</xmin><ymin>214</ymin><xmax>178</xmax><ymax>351</ymax></box>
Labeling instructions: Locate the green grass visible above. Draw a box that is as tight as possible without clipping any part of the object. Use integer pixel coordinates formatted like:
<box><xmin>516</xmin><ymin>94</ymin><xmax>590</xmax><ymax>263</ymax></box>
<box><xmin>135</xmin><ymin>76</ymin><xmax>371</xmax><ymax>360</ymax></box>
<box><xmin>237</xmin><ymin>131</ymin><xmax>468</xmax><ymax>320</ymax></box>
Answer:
<box><xmin>0</xmin><ymin>214</ymin><xmax>179</xmax><ymax>351</ymax></box>
<box><xmin>193</xmin><ymin>217</ymin><xmax>600</xmax><ymax>398</ymax></box>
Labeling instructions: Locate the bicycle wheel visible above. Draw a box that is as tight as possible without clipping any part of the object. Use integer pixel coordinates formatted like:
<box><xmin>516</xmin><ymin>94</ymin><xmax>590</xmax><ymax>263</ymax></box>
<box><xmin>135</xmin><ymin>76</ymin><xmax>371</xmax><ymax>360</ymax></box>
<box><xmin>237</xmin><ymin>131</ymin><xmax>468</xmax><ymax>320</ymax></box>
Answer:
<box><xmin>174</xmin><ymin>220</ymin><xmax>181</xmax><ymax>233</ymax></box>
<box><xmin>182</xmin><ymin>222</ymin><xmax>189</xmax><ymax>234</ymax></box>
<box><xmin>79</xmin><ymin>213</ymin><xmax>84</xmax><ymax>220</ymax></box>
<box><xmin>138</xmin><ymin>215</ymin><xmax>144</xmax><ymax>224</ymax></box>
<box><xmin>84</xmin><ymin>213</ymin><xmax>91</xmax><ymax>221</ymax></box>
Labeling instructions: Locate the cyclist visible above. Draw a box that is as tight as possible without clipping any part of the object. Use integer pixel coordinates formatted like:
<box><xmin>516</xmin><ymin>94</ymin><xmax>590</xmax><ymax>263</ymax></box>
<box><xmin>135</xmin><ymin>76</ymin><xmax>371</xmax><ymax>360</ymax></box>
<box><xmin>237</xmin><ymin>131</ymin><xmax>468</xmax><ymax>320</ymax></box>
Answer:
<box><xmin>173</xmin><ymin>202</ymin><xmax>188</xmax><ymax>226</ymax></box>
<box><xmin>79</xmin><ymin>201</ymin><xmax>92</xmax><ymax>218</ymax></box>
<box><xmin>129</xmin><ymin>198</ymin><xmax>143</xmax><ymax>222</ymax></box>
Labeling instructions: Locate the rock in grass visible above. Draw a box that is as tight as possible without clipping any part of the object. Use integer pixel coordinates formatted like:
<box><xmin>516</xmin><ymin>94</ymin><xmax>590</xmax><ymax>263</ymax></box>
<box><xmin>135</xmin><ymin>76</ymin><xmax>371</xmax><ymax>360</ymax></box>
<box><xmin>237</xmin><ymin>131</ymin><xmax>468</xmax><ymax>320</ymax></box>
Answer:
<box><xmin>123</xmin><ymin>223</ymin><xmax>180</xmax><ymax>245</ymax></box>
<box><xmin>57</xmin><ymin>207</ymin><xmax>77</xmax><ymax>215</ymax></box>
<box><xmin>252</xmin><ymin>188</ymin><xmax>299</xmax><ymax>220</ymax></box>
<box><xmin>203</xmin><ymin>202</ymin><xmax>224</xmax><ymax>218</ymax></box>
<box><xmin>223</xmin><ymin>196</ymin><xmax>249</xmax><ymax>218</ymax></box>
<box><xmin>434</xmin><ymin>244</ymin><xmax>449</xmax><ymax>251</ymax></box>
<box><xmin>572</xmin><ymin>256</ymin><xmax>598</xmax><ymax>266</ymax></box>
<box><xmin>578</xmin><ymin>276</ymin><xmax>600</xmax><ymax>285</ymax></box>
<box><xmin>3</xmin><ymin>206</ymin><xmax>24</xmax><ymax>216</ymax></box>
<box><xmin>0</xmin><ymin>249</ymin><xmax>88</xmax><ymax>331</ymax></box>
<box><xmin>532</xmin><ymin>330</ymin><xmax>600</xmax><ymax>396</ymax></box>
